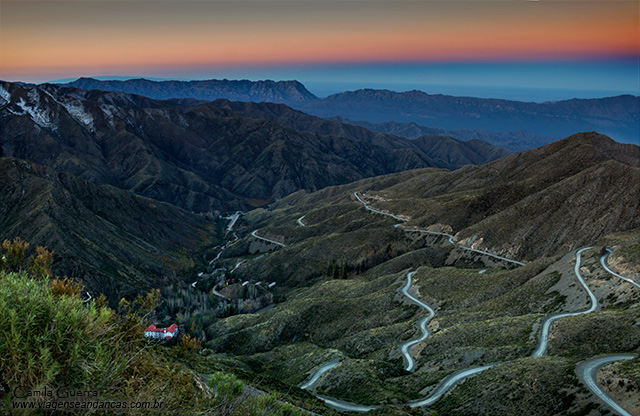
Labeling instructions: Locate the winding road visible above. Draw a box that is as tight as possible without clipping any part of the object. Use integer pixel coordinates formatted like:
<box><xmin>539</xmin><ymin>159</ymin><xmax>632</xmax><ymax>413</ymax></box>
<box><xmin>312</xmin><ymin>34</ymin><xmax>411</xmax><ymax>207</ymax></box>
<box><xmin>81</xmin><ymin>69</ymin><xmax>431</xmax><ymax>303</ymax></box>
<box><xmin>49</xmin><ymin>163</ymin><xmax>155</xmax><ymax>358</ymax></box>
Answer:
<box><xmin>354</xmin><ymin>192</ymin><xmax>525</xmax><ymax>266</ymax></box>
<box><xmin>531</xmin><ymin>247</ymin><xmax>598</xmax><ymax>357</ymax></box>
<box><xmin>399</xmin><ymin>271</ymin><xmax>436</xmax><ymax>372</ymax></box>
<box><xmin>236</xmin><ymin>194</ymin><xmax>633</xmax><ymax>413</ymax></box>
<box><xmin>251</xmin><ymin>230</ymin><xmax>286</xmax><ymax>247</ymax></box>
<box><xmin>408</xmin><ymin>363</ymin><xmax>499</xmax><ymax>408</ymax></box>
<box><xmin>299</xmin><ymin>359</ymin><xmax>340</xmax><ymax>390</ymax></box>
<box><xmin>225</xmin><ymin>211</ymin><xmax>241</xmax><ymax>232</ymax></box>
<box><xmin>299</xmin><ymin>360</ymin><xmax>381</xmax><ymax>412</ymax></box>
<box><xmin>298</xmin><ymin>270</ymin><xmax>496</xmax><ymax>412</ymax></box>
<box><xmin>600</xmin><ymin>249</ymin><xmax>640</xmax><ymax>290</ymax></box>
<box><xmin>402</xmin><ymin>227</ymin><xmax>526</xmax><ymax>266</ymax></box>
<box><xmin>314</xmin><ymin>395</ymin><xmax>381</xmax><ymax>413</ymax></box>
<box><xmin>576</xmin><ymin>354</ymin><xmax>638</xmax><ymax>416</ymax></box>
<box><xmin>398</xmin><ymin>271</ymin><xmax>498</xmax><ymax>405</ymax></box>
<box><xmin>297</xmin><ymin>195</ymin><xmax>626</xmax><ymax>412</ymax></box>
<box><xmin>230</xmin><ymin>260</ymin><xmax>245</xmax><ymax>273</ymax></box>
<box><xmin>354</xmin><ymin>192</ymin><xmax>409</xmax><ymax>222</ymax></box>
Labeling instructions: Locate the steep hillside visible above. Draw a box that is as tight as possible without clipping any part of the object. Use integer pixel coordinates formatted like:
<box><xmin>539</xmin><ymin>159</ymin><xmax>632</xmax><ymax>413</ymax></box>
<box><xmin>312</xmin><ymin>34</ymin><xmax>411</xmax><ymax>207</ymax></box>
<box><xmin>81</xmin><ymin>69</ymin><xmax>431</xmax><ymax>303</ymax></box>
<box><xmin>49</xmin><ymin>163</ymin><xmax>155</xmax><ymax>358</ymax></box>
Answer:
<box><xmin>0</xmin><ymin>264</ymin><xmax>319</xmax><ymax>416</ymax></box>
<box><xmin>351</xmin><ymin>132</ymin><xmax>640</xmax><ymax>261</ymax></box>
<box><xmin>196</xmin><ymin>133</ymin><xmax>640</xmax><ymax>415</ymax></box>
<box><xmin>212</xmin><ymin>132</ymin><xmax>638</xmax><ymax>289</ymax></box>
<box><xmin>0</xmin><ymin>157</ymin><xmax>215</xmax><ymax>300</ymax></box>
<box><xmin>212</xmin><ymin>99</ymin><xmax>510</xmax><ymax>165</ymax></box>
<box><xmin>0</xmin><ymin>81</ymin><xmax>470</xmax><ymax>212</ymax></box>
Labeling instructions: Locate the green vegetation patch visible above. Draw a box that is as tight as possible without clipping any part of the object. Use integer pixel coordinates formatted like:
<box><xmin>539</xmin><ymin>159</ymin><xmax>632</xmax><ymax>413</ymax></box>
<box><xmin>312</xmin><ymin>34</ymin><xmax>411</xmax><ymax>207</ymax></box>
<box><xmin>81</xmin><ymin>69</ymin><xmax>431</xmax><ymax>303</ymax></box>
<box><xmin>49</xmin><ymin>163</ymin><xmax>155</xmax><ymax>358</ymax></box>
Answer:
<box><xmin>547</xmin><ymin>309</ymin><xmax>640</xmax><ymax>359</ymax></box>
<box><xmin>430</xmin><ymin>357</ymin><xmax>589</xmax><ymax>416</ymax></box>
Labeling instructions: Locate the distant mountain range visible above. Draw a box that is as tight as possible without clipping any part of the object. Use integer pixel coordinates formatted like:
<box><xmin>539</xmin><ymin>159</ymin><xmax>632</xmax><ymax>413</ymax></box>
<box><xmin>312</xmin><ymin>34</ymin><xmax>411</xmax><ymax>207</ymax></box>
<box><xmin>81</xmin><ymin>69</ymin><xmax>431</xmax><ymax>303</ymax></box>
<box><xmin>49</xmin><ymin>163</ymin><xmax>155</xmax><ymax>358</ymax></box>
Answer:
<box><xmin>297</xmin><ymin>89</ymin><xmax>639</xmax><ymax>144</ymax></box>
<box><xmin>0</xmin><ymin>81</ymin><xmax>506</xmax><ymax>213</ymax></box>
<box><xmin>61</xmin><ymin>77</ymin><xmax>316</xmax><ymax>103</ymax></box>
<box><xmin>59</xmin><ymin>77</ymin><xmax>639</xmax><ymax>146</ymax></box>
<box><xmin>328</xmin><ymin>117</ymin><xmax>557</xmax><ymax>153</ymax></box>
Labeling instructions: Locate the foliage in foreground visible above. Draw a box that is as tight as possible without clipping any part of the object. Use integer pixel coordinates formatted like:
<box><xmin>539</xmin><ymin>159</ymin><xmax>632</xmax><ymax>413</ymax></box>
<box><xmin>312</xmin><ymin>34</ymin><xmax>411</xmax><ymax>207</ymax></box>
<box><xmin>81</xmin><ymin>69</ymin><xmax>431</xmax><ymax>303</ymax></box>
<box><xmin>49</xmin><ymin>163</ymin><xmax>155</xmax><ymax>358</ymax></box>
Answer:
<box><xmin>0</xmin><ymin>238</ymin><xmax>310</xmax><ymax>415</ymax></box>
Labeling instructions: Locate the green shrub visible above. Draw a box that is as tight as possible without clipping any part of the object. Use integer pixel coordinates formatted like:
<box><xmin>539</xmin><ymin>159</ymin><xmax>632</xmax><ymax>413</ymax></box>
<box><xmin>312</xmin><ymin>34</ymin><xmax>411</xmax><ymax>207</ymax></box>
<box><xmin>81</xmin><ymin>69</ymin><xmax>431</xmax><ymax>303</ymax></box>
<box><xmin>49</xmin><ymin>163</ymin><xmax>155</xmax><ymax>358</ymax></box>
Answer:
<box><xmin>1</xmin><ymin>237</ymin><xmax>30</xmax><ymax>271</ymax></box>
<box><xmin>0</xmin><ymin>270</ymin><xmax>208</xmax><ymax>414</ymax></box>
<box><xmin>207</xmin><ymin>371</ymin><xmax>244</xmax><ymax>399</ymax></box>
<box><xmin>0</xmin><ymin>271</ymin><xmax>118</xmax><ymax>387</ymax></box>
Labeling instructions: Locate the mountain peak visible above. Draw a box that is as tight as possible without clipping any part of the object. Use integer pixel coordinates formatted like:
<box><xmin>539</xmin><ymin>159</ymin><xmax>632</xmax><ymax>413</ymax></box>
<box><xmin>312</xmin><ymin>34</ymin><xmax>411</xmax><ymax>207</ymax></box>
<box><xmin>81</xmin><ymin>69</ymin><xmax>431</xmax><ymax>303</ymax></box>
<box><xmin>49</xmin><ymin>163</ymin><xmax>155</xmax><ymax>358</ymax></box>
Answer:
<box><xmin>546</xmin><ymin>131</ymin><xmax>639</xmax><ymax>168</ymax></box>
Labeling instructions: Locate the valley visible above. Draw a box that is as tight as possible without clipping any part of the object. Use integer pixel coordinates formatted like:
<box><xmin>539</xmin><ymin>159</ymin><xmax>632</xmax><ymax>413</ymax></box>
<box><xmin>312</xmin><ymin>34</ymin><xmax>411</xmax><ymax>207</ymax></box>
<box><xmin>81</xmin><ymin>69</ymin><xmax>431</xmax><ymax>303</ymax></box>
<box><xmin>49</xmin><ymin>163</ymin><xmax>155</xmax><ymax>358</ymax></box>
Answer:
<box><xmin>1</xmin><ymin>79</ymin><xmax>638</xmax><ymax>416</ymax></box>
<box><xmin>195</xmin><ymin>135</ymin><xmax>639</xmax><ymax>414</ymax></box>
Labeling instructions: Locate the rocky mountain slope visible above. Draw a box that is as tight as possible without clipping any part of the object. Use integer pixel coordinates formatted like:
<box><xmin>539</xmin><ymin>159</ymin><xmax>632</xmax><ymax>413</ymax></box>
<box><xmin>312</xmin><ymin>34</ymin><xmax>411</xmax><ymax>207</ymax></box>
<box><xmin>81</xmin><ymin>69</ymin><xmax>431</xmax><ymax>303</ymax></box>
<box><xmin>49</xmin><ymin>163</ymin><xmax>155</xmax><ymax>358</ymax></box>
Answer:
<box><xmin>0</xmin><ymin>157</ymin><xmax>214</xmax><ymax>301</ymax></box>
<box><xmin>223</xmin><ymin>132</ymin><xmax>639</xmax><ymax>288</ymax></box>
<box><xmin>351</xmin><ymin>132</ymin><xmax>640</xmax><ymax>261</ymax></box>
<box><xmin>211</xmin><ymin>99</ymin><xmax>509</xmax><ymax>164</ymax></box>
<box><xmin>0</xmin><ymin>82</ymin><xmax>507</xmax><ymax>212</ymax></box>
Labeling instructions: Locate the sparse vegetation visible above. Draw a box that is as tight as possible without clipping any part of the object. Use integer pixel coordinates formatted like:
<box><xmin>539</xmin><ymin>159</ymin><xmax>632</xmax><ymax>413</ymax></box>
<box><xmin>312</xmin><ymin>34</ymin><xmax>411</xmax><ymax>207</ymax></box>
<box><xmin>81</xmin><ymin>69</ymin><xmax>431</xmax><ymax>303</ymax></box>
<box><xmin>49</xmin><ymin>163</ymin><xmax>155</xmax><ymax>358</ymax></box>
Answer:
<box><xmin>0</xmin><ymin>239</ymin><xmax>316</xmax><ymax>415</ymax></box>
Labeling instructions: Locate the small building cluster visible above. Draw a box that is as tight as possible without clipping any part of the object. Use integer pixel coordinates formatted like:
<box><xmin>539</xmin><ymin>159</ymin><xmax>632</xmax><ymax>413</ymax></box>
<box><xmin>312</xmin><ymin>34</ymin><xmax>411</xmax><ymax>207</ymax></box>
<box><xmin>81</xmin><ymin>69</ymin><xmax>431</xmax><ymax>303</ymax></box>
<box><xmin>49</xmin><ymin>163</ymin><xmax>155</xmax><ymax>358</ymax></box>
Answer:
<box><xmin>144</xmin><ymin>324</ymin><xmax>179</xmax><ymax>341</ymax></box>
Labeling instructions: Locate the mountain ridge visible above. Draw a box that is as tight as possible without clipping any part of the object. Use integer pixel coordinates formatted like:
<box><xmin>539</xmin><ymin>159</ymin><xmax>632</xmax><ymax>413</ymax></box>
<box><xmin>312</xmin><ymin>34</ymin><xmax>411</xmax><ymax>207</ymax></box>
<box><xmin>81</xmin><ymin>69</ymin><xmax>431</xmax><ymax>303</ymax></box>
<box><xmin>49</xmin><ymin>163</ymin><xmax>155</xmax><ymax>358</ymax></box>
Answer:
<box><xmin>296</xmin><ymin>89</ymin><xmax>639</xmax><ymax>142</ymax></box>
<box><xmin>53</xmin><ymin>77</ymin><xmax>639</xmax><ymax>147</ymax></box>
<box><xmin>0</xmin><ymin>156</ymin><xmax>215</xmax><ymax>301</ymax></box>
<box><xmin>1</xmin><ymin>81</ymin><xmax>509</xmax><ymax>213</ymax></box>
<box><xmin>328</xmin><ymin>117</ymin><xmax>557</xmax><ymax>153</ymax></box>
<box><xmin>209</xmin><ymin>99</ymin><xmax>510</xmax><ymax>163</ymax></box>
<box><xmin>61</xmin><ymin>77</ymin><xmax>318</xmax><ymax>103</ymax></box>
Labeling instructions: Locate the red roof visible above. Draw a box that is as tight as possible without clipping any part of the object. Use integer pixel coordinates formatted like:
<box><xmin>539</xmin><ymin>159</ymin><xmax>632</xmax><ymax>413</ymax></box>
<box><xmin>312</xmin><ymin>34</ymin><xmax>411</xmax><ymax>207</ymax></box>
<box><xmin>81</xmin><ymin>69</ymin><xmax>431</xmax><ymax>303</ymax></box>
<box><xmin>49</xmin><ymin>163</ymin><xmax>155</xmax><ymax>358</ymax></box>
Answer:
<box><xmin>145</xmin><ymin>324</ymin><xmax>178</xmax><ymax>334</ymax></box>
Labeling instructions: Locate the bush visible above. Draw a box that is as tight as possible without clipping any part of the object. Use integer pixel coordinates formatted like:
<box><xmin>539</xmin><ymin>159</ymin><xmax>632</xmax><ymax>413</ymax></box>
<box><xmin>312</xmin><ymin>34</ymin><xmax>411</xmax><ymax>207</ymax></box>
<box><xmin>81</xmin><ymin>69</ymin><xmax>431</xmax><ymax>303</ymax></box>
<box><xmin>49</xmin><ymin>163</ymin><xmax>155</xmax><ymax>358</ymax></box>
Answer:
<box><xmin>0</xmin><ymin>239</ymin><xmax>309</xmax><ymax>415</ymax></box>
<box><xmin>50</xmin><ymin>277</ymin><xmax>84</xmax><ymax>298</ymax></box>
<box><xmin>207</xmin><ymin>371</ymin><xmax>244</xmax><ymax>399</ymax></box>
<box><xmin>1</xmin><ymin>237</ymin><xmax>29</xmax><ymax>271</ymax></box>
<box><xmin>180</xmin><ymin>334</ymin><xmax>203</xmax><ymax>353</ymax></box>
<box><xmin>0</xmin><ymin>271</ymin><xmax>117</xmax><ymax>388</ymax></box>
<box><xmin>0</xmin><ymin>270</ymin><xmax>210</xmax><ymax>414</ymax></box>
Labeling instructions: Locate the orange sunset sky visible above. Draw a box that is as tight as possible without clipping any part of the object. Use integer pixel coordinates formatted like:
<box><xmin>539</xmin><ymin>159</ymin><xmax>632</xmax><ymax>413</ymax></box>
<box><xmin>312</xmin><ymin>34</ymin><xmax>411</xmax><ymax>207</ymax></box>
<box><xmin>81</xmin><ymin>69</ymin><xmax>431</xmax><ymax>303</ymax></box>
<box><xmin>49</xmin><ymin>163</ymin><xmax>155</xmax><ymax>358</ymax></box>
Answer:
<box><xmin>0</xmin><ymin>0</ymin><xmax>638</xmax><ymax>89</ymax></box>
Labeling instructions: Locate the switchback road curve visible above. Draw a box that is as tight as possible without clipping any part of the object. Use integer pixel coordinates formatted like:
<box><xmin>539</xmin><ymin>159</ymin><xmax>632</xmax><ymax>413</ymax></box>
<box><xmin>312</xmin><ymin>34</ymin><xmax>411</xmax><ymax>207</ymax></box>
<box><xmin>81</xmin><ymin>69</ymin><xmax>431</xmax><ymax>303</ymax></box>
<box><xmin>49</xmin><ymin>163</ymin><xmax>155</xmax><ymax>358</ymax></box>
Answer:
<box><xmin>576</xmin><ymin>354</ymin><xmax>638</xmax><ymax>416</ymax></box>
<box><xmin>531</xmin><ymin>247</ymin><xmax>598</xmax><ymax>357</ymax></box>
<box><xmin>399</xmin><ymin>271</ymin><xmax>436</xmax><ymax>372</ymax></box>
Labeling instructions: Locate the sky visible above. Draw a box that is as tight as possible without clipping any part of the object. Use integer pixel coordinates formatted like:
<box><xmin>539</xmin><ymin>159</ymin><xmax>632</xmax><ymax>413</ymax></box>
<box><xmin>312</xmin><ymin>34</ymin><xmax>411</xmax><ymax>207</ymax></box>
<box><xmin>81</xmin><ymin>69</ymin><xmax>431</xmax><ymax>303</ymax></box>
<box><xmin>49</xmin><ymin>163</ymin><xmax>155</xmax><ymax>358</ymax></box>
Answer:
<box><xmin>1</xmin><ymin>0</ymin><xmax>638</xmax><ymax>101</ymax></box>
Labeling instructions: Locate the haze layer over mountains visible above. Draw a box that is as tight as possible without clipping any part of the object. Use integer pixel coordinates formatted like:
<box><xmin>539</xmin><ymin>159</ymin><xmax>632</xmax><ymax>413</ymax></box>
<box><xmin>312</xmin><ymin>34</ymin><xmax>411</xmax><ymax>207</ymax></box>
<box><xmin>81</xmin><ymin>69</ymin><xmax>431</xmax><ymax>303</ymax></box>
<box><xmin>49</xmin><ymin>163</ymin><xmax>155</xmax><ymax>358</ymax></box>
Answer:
<box><xmin>61</xmin><ymin>77</ymin><xmax>640</xmax><ymax>147</ymax></box>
